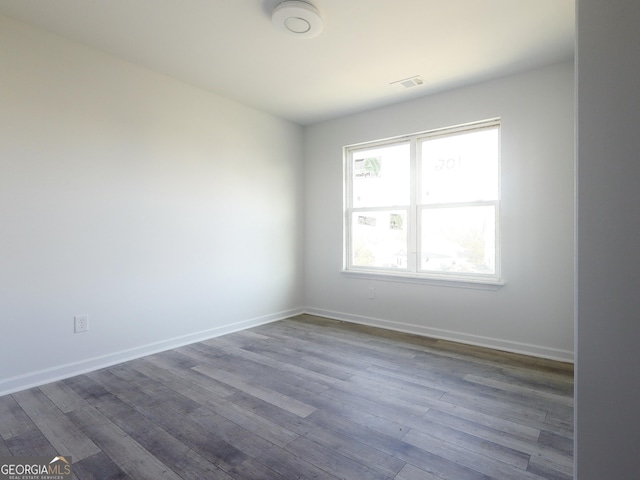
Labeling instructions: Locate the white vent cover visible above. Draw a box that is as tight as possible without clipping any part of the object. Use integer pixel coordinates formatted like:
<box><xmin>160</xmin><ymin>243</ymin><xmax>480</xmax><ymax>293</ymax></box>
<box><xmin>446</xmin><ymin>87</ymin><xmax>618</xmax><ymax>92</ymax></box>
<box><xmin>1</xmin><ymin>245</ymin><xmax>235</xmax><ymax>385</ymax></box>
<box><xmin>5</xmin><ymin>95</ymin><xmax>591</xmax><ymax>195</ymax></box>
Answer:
<box><xmin>272</xmin><ymin>1</ymin><xmax>324</xmax><ymax>39</ymax></box>
<box><xmin>390</xmin><ymin>75</ymin><xmax>425</xmax><ymax>90</ymax></box>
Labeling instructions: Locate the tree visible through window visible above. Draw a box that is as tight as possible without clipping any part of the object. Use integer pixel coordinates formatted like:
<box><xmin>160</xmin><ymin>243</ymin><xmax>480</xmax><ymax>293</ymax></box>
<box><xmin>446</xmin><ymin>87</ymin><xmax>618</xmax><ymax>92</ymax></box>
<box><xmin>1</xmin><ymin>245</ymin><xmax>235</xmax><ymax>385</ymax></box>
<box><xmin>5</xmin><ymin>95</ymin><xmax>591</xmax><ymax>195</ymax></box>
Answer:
<box><xmin>344</xmin><ymin>119</ymin><xmax>501</xmax><ymax>284</ymax></box>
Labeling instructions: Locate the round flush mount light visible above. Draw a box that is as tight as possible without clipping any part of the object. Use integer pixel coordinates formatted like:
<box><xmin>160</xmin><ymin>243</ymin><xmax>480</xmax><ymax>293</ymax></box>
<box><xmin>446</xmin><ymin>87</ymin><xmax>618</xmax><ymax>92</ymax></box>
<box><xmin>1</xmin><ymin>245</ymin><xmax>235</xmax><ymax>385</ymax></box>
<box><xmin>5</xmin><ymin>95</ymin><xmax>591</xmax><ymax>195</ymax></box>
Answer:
<box><xmin>272</xmin><ymin>1</ymin><xmax>323</xmax><ymax>39</ymax></box>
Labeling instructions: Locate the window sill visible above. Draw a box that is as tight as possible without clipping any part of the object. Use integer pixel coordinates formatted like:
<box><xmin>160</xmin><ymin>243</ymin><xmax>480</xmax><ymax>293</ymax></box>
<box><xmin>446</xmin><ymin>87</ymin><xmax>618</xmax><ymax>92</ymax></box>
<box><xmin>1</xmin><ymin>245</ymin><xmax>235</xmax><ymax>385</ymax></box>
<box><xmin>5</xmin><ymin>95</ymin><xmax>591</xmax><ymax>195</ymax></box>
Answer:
<box><xmin>341</xmin><ymin>270</ymin><xmax>505</xmax><ymax>290</ymax></box>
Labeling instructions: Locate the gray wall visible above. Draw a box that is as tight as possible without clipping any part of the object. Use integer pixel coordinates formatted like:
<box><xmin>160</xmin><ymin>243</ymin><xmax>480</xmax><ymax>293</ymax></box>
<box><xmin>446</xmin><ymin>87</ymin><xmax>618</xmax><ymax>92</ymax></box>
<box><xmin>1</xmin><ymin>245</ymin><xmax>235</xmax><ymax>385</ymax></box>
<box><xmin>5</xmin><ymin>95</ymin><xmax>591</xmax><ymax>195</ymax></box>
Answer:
<box><xmin>576</xmin><ymin>0</ymin><xmax>640</xmax><ymax>477</ymax></box>
<box><xmin>0</xmin><ymin>15</ymin><xmax>305</xmax><ymax>394</ymax></box>
<box><xmin>304</xmin><ymin>62</ymin><xmax>575</xmax><ymax>361</ymax></box>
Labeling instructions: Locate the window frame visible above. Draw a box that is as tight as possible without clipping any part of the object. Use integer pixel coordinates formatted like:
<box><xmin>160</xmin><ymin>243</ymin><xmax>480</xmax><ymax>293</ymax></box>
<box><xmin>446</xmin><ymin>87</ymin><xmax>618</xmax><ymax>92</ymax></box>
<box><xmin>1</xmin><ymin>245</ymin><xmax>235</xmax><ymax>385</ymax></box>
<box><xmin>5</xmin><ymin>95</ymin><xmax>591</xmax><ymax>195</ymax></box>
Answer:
<box><xmin>343</xmin><ymin>119</ymin><xmax>503</xmax><ymax>288</ymax></box>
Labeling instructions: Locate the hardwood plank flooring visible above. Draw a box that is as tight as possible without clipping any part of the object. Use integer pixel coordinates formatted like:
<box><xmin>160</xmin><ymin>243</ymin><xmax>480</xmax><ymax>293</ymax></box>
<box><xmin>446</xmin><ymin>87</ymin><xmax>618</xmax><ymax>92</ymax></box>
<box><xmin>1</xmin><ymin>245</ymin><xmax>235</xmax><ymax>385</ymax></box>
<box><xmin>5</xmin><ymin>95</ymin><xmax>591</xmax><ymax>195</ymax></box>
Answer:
<box><xmin>0</xmin><ymin>314</ymin><xmax>574</xmax><ymax>479</ymax></box>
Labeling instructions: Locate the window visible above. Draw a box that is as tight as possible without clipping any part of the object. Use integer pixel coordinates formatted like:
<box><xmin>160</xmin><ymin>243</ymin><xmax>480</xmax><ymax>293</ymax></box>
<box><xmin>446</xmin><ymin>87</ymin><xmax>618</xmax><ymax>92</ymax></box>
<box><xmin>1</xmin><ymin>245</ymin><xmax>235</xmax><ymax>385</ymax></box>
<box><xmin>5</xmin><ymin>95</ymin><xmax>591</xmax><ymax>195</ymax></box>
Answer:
<box><xmin>344</xmin><ymin>119</ymin><xmax>501</xmax><ymax>286</ymax></box>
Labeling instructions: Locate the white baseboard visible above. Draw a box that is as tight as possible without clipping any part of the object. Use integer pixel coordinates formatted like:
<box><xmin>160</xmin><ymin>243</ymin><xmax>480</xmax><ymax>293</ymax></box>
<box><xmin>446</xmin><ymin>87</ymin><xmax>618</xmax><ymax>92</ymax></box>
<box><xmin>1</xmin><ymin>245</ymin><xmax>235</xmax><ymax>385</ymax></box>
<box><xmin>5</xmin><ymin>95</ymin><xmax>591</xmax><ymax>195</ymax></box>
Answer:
<box><xmin>0</xmin><ymin>307</ymin><xmax>304</xmax><ymax>397</ymax></box>
<box><xmin>304</xmin><ymin>307</ymin><xmax>575</xmax><ymax>363</ymax></box>
<box><xmin>0</xmin><ymin>305</ymin><xmax>573</xmax><ymax>396</ymax></box>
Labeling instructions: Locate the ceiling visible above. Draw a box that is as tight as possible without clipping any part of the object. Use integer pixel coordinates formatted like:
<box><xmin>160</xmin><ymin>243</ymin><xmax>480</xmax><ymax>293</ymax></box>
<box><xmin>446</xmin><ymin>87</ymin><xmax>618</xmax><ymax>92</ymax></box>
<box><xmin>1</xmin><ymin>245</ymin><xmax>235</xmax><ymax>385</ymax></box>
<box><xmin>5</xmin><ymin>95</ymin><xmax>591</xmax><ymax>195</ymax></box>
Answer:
<box><xmin>0</xmin><ymin>0</ymin><xmax>575</xmax><ymax>125</ymax></box>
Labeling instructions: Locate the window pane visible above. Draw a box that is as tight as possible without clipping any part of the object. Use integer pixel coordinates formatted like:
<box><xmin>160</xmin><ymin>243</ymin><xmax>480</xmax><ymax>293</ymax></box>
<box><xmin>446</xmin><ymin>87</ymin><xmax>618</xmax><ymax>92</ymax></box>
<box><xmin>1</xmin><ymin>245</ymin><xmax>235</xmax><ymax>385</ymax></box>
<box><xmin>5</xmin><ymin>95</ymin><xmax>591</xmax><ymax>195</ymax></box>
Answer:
<box><xmin>352</xmin><ymin>142</ymin><xmax>410</xmax><ymax>208</ymax></box>
<box><xmin>421</xmin><ymin>128</ymin><xmax>498</xmax><ymax>204</ymax></box>
<box><xmin>420</xmin><ymin>206</ymin><xmax>495</xmax><ymax>275</ymax></box>
<box><xmin>351</xmin><ymin>210</ymin><xmax>408</xmax><ymax>269</ymax></box>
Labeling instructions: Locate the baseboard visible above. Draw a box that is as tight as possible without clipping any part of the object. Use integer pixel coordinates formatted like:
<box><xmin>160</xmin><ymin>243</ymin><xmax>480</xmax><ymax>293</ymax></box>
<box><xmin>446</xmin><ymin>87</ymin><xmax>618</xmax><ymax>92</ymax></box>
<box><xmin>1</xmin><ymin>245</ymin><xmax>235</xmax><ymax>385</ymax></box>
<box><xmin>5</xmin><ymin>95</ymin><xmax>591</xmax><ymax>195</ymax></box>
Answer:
<box><xmin>0</xmin><ymin>305</ymin><xmax>573</xmax><ymax>396</ymax></box>
<box><xmin>304</xmin><ymin>307</ymin><xmax>575</xmax><ymax>363</ymax></box>
<box><xmin>0</xmin><ymin>307</ymin><xmax>304</xmax><ymax>397</ymax></box>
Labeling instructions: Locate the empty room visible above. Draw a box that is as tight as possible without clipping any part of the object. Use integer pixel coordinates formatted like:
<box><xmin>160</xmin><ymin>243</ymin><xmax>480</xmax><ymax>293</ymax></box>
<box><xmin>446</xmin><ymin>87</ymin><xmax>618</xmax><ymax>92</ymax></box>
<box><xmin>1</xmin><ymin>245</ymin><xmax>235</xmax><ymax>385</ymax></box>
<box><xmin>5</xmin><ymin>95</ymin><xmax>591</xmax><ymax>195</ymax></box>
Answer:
<box><xmin>1</xmin><ymin>1</ymin><xmax>639</xmax><ymax>479</ymax></box>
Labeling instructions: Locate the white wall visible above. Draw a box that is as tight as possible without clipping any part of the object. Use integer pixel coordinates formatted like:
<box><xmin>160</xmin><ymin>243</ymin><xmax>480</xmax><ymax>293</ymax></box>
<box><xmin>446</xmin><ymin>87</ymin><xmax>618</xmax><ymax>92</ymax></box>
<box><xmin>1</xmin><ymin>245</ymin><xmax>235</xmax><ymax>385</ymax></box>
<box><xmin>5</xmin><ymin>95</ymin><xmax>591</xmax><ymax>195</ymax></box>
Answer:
<box><xmin>576</xmin><ymin>0</ymin><xmax>640</xmax><ymax>477</ymax></box>
<box><xmin>0</xmin><ymin>15</ymin><xmax>304</xmax><ymax>394</ymax></box>
<box><xmin>304</xmin><ymin>62</ymin><xmax>575</xmax><ymax>361</ymax></box>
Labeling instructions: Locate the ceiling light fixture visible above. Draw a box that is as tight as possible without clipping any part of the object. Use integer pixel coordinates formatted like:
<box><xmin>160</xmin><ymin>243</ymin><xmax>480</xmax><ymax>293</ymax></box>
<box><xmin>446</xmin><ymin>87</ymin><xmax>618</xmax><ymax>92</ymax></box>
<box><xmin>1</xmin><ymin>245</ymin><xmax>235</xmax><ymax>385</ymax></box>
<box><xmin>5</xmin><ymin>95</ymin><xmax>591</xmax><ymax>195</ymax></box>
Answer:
<box><xmin>272</xmin><ymin>1</ymin><xmax>324</xmax><ymax>39</ymax></box>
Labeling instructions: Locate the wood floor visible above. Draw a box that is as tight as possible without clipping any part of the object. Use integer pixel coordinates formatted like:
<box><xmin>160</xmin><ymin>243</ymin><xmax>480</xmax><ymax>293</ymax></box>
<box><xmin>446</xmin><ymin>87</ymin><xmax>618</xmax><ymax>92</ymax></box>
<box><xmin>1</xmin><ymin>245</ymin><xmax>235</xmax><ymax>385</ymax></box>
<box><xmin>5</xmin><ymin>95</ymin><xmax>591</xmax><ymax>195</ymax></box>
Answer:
<box><xmin>0</xmin><ymin>314</ymin><xmax>574</xmax><ymax>480</ymax></box>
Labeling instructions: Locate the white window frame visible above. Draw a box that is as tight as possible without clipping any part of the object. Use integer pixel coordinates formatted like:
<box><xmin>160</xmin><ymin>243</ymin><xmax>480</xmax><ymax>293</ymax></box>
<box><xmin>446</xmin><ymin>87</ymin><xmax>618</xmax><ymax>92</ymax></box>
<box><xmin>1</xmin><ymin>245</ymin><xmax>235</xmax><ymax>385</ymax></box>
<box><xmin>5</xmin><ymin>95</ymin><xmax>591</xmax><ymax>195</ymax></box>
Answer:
<box><xmin>343</xmin><ymin>119</ymin><xmax>503</xmax><ymax>289</ymax></box>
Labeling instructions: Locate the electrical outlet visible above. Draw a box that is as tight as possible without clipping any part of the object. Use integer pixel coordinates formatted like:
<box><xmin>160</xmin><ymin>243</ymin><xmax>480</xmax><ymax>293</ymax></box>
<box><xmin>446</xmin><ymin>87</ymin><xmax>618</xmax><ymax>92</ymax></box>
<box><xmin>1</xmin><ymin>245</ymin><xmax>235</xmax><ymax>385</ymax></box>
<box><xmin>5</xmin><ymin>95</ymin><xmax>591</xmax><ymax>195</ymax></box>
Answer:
<box><xmin>368</xmin><ymin>287</ymin><xmax>375</xmax><ymax>299</ymax></box>
<box><xmin>74</xmin><ymin>315</ymin><xmax>88</xmax><ymax>333</ymax></box>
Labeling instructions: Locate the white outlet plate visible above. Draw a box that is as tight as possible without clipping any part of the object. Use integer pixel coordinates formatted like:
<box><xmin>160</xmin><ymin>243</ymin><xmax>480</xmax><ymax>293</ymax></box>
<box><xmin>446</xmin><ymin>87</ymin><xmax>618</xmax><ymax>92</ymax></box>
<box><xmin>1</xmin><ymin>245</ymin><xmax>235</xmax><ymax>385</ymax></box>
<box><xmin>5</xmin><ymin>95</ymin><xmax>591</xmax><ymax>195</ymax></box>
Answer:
<box><xmin>74</xmin><ymin>315</ymin><xmax>88</xmax><ymax>333</ymax></box>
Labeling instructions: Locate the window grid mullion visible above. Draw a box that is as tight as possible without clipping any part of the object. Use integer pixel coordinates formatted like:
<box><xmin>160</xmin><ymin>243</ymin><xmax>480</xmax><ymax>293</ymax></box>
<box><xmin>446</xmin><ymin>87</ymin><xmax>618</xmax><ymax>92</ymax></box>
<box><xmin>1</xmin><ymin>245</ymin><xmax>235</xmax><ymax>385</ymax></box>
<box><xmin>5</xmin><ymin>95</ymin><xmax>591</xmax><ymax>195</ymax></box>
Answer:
<box><xmin>408</xmin><ymin>138</ymin><xmax>418</xmax><ymax>273</ymax></box>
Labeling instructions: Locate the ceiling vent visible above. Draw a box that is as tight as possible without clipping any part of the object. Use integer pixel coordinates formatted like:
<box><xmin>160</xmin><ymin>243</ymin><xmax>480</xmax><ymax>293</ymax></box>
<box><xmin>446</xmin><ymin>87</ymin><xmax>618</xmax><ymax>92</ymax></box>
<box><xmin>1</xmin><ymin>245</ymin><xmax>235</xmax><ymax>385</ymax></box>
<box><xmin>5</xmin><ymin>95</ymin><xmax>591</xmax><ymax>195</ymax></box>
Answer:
<box><xmin>272</xmin><ymin>1</ymin><xmax>324</xmax><ymax>39</ymax></box>
<box><xmin>390</xmin><ymin>75</ymin><xmax>425</xmax><ymax>90</ymax></box>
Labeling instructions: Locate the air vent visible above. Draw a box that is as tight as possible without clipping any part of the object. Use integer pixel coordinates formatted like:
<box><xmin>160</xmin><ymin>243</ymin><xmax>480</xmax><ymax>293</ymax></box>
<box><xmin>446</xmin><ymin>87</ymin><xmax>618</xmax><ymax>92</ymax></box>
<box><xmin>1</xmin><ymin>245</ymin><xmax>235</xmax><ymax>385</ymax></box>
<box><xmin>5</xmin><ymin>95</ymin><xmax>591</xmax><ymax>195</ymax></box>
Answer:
<box><xmin>390</xmin><ymin>75</ymin><xmax>425</xmax><ymax>90</ymax></box>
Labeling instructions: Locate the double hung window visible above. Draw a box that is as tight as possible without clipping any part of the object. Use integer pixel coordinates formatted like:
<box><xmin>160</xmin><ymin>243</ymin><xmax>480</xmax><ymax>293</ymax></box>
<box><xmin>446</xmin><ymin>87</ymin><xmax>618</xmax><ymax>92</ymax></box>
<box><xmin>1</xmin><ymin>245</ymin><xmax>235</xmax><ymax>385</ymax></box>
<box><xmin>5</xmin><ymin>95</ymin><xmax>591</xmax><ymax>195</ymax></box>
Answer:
<box><xmin>344</xmin><ymin>119</ymin><xmax>501</xmax><ymax>285</ymax></box>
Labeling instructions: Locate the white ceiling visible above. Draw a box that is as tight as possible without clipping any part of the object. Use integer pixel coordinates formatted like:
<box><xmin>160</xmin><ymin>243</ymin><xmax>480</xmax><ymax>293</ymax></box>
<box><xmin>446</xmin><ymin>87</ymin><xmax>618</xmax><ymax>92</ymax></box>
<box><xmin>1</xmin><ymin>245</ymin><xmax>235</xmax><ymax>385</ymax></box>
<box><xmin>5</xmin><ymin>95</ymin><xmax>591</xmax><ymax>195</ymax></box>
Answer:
<box><xmin>0</xmin><ymin>0</ymin><xmax>575</xmax><ymax>125</ymax></box>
